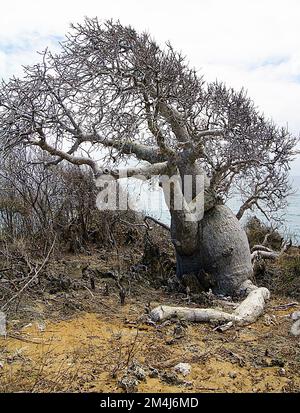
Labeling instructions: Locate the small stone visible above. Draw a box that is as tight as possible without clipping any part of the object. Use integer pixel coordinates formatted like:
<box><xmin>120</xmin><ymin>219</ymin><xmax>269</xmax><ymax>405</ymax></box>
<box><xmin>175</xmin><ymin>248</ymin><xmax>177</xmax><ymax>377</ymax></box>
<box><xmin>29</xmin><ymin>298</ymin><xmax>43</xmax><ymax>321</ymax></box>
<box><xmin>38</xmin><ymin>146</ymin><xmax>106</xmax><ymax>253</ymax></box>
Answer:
<box><xmin>264</xmin><ymin>314</ymin><xmax>277</xmax><ymax>326</ymax></box>
<box><xmin>161</xmin><ymin>371</ymin><xmax>184</xmax><ymax>385</ymax></box>
<box><xmin>173</xmin><ymin>362</ymin><xmax>191</xmax><ymax>377</ymax></box>
<box><xmin>149</xmin><ymin>368</ymin><xmax>159</xmax><ymax>378</ymax></box>
<box><xmin>165</xmin><ymin>338</ymin><xmax>176</xmax><ymax>345</ymax></box>
<box><xmin>133</xmin><ymin>367</ymin><xmax>146</xmax><ymax>381</ymax></box>
<box><xmin>36</xmin><ymin>321</ymin><xmax>46</xmax><ymax>332</ymax></box>
<box><xmin>270</xmin><ymin>358</ymin><xmax>285</xmax><ymax>367</ymax></box>
<box><xmin>278</xmin><ymin>368</ymin><xmax>286</xmax><ymax>376</ymax></box>
<box><xmin>128</xmin><ymin>361</ymin><xmax>146</xmax><ymax>381</ymax></box>
<box><xmin>188</xmin><ymin>345</ymin><xmax>198</xmax><ymax>353</ymax></box>
<box><xmin>173</xmin><ymin>323</ymin><xmax>185</xmax><ymax>338</ymax></box>
<box><xmin>291</xmin><ymin>311</ymin><xmax>300</xmax><ymax>321</ymax></box>
<box><xmin>290</xmin><ymin>319</ymin><xmax>300</xmax><ymax>336</ymax></box>
<box><xmin>183</xmin><ymin>381</ymin><xmax>193</xmax><ymax>388</ymax></box>
<box><xmin>229</xmin><ymin>371</ymin><xmax>237</xmax><ymax>379</ymax></box>
<box><xmin>118</xmin><ymin>375</ymin><xmax>138</xmax><ymax>393</ymax></box>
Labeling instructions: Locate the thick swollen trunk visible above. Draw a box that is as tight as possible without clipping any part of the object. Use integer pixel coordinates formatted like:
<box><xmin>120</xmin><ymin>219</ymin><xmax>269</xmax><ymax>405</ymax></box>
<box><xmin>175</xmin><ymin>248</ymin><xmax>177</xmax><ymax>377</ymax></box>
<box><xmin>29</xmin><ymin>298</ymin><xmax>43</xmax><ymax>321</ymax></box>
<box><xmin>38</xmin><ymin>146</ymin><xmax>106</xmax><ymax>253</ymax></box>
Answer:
<box><xmin>165</xmin><ymin>197</ymin><xmax>269</xmax><ymax>328</ymax></box>
<box><xmin>173</xmin><ymin>204</ymin><xmax>253</xmax><ymax>297</ymax></box>
<box><xmin>165</xmin><ymin>161</ymin><xmax>255</xmax><ymax>298</ymax></box>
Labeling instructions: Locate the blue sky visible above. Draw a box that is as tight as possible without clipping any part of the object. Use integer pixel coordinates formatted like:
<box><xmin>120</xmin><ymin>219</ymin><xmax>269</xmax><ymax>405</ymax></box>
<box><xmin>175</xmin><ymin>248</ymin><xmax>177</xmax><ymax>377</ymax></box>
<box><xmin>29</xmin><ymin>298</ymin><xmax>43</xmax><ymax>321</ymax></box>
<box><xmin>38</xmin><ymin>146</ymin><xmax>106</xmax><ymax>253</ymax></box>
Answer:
<box><xmin>0</xmin><ymin>0</ymin><xmax>299</xmax><ymax>174</ymax></box>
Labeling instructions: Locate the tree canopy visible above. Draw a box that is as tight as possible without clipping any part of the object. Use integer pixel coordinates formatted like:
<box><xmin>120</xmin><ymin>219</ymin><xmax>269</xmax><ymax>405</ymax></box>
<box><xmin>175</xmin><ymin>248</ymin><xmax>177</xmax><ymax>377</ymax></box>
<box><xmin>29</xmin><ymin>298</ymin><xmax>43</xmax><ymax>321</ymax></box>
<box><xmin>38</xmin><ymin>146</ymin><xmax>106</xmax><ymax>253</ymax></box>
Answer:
<box><xmin>0</xmin><ymin>17</ymin><xmax>297</xmax><ymax>220</ymax></box>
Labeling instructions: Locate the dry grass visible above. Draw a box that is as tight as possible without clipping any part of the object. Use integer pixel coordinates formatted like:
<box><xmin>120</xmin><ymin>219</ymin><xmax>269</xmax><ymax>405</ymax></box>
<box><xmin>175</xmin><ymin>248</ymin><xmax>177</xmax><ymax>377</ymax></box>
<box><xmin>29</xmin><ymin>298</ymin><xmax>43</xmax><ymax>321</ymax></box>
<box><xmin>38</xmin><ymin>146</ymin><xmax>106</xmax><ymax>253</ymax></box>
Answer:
<box><xmin>0</xmin><ymin>285</ymin><xmax>300</xmax><ymax>393</ymax></box>
<box><xmin>0</xmin><ymin>215</ymin><xmax>299</xmax><ymax>393</ymax></box>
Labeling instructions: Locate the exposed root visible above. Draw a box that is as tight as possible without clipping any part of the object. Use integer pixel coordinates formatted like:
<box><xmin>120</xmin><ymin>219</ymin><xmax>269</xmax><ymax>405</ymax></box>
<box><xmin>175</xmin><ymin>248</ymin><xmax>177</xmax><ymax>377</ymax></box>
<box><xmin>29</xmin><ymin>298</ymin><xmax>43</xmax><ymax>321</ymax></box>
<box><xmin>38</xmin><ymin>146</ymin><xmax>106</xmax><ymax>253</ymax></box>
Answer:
<box><xmin>251</xmin><ymin>239</ymin><xmax>293</xmax><ymax>264</ymax></box>
<box><xmin>251</xmin><ymin>250</ymin><xmax>279</xmax><ymax>262</ymax></box>
<box><xmin>251</xmin><ymin>245</ymin><xmax>274</xmax><ymax>253</ymax></box>
<box><xmin>150</xmin><ymin>283</ymin><xmax>270</xmax><ymax>327</ymax></box>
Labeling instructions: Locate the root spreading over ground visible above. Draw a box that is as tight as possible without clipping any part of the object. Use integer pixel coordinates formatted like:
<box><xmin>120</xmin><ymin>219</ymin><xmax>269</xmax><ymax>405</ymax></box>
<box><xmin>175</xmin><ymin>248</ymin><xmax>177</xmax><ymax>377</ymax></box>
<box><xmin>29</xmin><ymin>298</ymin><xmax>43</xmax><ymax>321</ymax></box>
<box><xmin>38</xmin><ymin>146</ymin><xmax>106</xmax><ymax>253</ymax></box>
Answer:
<box><xmin>150</xmin><ymin>286</ymin><xmax>270</xmax><ymax>326</ymax></box>
<box><xmin>0</xmin><ymin>219</ymin><xmax>299</xmax><ymax>393</ymax></box>
<box><xmin>0</xmin><ymin>253</ymin><xmax>299</xmax><ymax>393</ymax></box>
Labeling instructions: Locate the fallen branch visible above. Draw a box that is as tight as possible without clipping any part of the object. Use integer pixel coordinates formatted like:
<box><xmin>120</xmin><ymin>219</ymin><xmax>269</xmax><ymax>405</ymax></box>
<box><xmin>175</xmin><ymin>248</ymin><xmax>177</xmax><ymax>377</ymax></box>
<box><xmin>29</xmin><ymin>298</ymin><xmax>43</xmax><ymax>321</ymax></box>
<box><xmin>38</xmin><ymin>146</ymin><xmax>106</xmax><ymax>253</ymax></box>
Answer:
<box><xmin>7</xmin><ymin>332</ymin><xmax>50</xmax><ymax>344</ymax></box>
<box><xmin>272</xmin><ymin>302</ymin><xmax>299</xmax><ymax>311</ymax></box>
<box><xmin>251</xmin><ymin>239</ymin><xmax>292</xmax><ymax>264</ymax></box>
<box><xmin>1</xmin><ymin>236</ymin><xmax>56</xmax><ymax>311</ymax></box>
<box><xmin>251</xmin><ymin>250</ymin><xmax>279</xmax><ymax>262</ymax></box>
<box><xmin>251</xmin><ymin>245</ymin><xmax>274</xmax><ymax>253</ymax></box>
<box><xmin>82</xmin><ymin>285</ymin><xmax>95</xmax><ymax>298</ymax></box>
<box><xmin>150</xmin><ymin>285</ymin><xmax>270</xmax><ymax>326</ymax></box>
<box><xmin>144</xmin><ymin>215</ymin><xmax>170</xmax><ymax>231</ymax></box>
<box><xmin>119</xmin><ymin>217</ymin><xmax>152</xmax><ymax>230</ymax></box>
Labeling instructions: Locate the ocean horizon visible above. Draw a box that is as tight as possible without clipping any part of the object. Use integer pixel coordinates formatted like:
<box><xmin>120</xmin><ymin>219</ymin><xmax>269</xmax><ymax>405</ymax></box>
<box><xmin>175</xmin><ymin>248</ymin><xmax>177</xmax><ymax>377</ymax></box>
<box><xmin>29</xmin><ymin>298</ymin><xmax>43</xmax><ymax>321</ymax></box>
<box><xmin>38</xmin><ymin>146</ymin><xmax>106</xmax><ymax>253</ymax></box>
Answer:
<box><xmin>227</xmin><ymin>175</ymin><xmax>300</xmax><ymax>244</ymax></box>
<box><xmin>139</xmin><ymin>175</ymin><xmax>300</xmax><ymax>245</ymax></box>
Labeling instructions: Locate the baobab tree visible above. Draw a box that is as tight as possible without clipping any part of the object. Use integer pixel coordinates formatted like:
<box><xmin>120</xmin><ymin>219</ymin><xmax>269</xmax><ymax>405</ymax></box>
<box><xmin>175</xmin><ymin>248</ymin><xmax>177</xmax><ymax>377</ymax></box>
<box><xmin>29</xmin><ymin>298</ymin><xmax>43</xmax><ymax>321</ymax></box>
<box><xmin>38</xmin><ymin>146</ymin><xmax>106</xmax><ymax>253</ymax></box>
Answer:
<box><xmin>0</xmin><ymin>18</ymin><xmax>297</xmax><ymax>325</ymax></box>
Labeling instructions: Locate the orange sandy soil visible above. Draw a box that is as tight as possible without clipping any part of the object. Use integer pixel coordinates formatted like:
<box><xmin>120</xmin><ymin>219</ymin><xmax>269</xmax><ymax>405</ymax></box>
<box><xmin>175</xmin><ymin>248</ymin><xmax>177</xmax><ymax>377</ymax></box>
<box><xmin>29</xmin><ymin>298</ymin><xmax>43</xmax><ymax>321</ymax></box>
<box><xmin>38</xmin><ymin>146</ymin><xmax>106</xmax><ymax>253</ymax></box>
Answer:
<box><xmin>0</xmin><ymin>285</ymin><xmax>299</xmax><ymax>393</ymax></box>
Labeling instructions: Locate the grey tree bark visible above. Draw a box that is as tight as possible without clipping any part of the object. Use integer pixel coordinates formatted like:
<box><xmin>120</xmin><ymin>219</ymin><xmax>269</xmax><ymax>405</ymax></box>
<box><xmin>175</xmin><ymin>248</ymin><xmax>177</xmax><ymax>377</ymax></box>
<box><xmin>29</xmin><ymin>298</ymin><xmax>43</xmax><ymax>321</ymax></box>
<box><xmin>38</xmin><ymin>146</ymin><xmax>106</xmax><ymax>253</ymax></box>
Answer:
<box><xmin>168</xmin><ymin>162</ymin><xmax>254</xmax><ymax>297</ymax></box>
<box><xmin>173</xmin><ymin>205</ymin><xmax>253</xmax><ymax>296</ymax></box>
<box><xmin>3</xmin><ymin>18</ymin><xmax>293</xmax><ymax>326</ymax></box>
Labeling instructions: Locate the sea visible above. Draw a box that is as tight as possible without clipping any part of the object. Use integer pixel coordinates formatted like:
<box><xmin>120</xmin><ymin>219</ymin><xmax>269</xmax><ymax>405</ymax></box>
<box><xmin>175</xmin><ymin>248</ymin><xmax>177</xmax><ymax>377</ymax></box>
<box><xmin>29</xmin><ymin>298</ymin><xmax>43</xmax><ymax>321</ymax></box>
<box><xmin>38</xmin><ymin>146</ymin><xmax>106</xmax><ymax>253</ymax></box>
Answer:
<box><xmin>227</xmin><ymin>176</ymin><xmax>300</xmax><ymax>244</ymax></box>
<box><xmin>132</xmin><ymin>176</ymin><xmax>300</xmax><ymax>244</ymax></box>
<box><xmin>286</xmin><ymin>176</ymin><xmax>300</xmax><ymax>241</ymax></box>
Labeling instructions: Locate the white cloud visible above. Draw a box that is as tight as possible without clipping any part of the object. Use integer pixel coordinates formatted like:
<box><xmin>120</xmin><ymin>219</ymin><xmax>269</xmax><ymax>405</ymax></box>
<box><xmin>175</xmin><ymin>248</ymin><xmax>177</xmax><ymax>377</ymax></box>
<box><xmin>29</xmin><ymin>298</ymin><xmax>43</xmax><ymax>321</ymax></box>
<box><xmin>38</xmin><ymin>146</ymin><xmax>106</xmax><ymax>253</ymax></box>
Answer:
<box><xmin>0</xmin><ymin>0</ymin><xmax>300</xmax><ymax>172</ymax></box>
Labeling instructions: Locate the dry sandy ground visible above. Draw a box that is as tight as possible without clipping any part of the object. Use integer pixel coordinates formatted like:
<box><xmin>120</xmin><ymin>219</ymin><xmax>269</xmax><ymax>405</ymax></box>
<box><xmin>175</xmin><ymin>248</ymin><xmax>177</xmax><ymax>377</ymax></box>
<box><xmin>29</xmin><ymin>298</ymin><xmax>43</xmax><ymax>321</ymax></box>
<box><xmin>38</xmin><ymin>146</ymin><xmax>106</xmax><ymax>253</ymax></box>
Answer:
<box><xmin>0</xmin><ymin>286</ymin><xmax>299</xmax><ymax>393</ymax></box>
